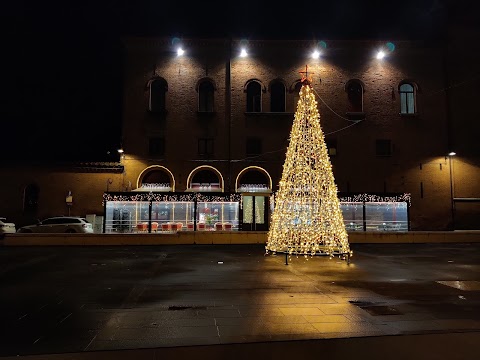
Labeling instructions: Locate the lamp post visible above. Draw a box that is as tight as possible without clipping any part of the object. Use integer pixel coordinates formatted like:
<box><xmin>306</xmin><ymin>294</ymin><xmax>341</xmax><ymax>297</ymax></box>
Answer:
<box><xmin>448</xmin><ymin>152</ymin><xmax>456</xmax><ymax>230</ymax></box>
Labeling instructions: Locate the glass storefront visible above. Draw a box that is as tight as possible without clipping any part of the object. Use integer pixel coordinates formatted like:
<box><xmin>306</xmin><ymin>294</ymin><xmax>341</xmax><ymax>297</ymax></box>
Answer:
<box><xmin>340</xmin><ymin>201</ymin><xmax>409</xmax><ymax>231</ymax></box>
<box><xmin>104</xmin><ymin>201</ymin><xmax>149</xmax><ymax>233</ymax></box>
<box><xmin>340</xmin><ymin>202</ymin><xmax>364</xmax><ymax>231</ymax></box>
<box><xmin>103</xmin><ymin>192</ymin><xmax>241</xmax><ymax>233</ymax></box>
<box><xmin>103</xmin><ymin>192</ymin><xmax>409</xmax><ymax>233</ymax></box>
<box><xmin>151</xmin><ymin>201</ymin><xmax>195</xmax><ymax>231</ymax></box>
<box><xmin>197</xmin><ymin>202</ymin><xmax>239</xmax><ymax>231</ymax></box>
<box><xmin>365</xmin><ymin>202</ymin><xmax>408</xmax><ymax>231</ymax></box>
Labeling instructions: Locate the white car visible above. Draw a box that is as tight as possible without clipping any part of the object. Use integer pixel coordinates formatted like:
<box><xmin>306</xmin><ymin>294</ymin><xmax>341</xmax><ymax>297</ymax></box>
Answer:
<box><xmin>17</xmin><ymin>217</ymin><xmax>93</xmax><ymax>234</ymax></box>
<box><xmin>0</xmin><ymin>217</ymin><xmax>16</xmax><ymax>234</ymax></box>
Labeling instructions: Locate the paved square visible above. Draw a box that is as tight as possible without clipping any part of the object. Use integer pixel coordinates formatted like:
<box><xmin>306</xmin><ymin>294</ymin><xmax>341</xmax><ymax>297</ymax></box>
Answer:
<box><xmin>0</xmin><ymin>243</ymin><xmax>479</xmax><ymax>357</ymax></box>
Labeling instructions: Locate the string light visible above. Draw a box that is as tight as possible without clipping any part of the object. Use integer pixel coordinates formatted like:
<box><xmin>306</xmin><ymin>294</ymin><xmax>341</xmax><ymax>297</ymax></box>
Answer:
<box><xmin>102</xmin><ymin>192</ymin><xmax>241</xmax><ymax>206</ymax></box>
<box><xmin>265</xmin><ymin>76</ymin><xmax>352</xmax><ymax>261</ymax></box>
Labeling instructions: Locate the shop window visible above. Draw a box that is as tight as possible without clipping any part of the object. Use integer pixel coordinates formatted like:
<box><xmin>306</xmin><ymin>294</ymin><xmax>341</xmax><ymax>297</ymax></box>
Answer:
<box><xmin>246</xmin><ymin>137</ymin><xmax>262</xmax><ymax>156</ymax></box>
<box><xmin>246</xmin><ymin>80</ymin><xmax>262</xmax><ymax>112</ymax></box>
<box><xmin>270</xmin><ymin>80</ymin><xmax>286</xmax><ymax>112</ymax></box>
<box><xmin>341</xmin><ymin>202</ymin><xmax>364</xmax><ymax>231</ymax></box>
<box><xmin>149</xmin><ymin>137</ymin><xmax>165</xmax><ymax>156</ymax></box>
<box><xmin>376</xmin><ymin>139</ymin><xmax>392</xmax><ymax>157</ymax></box>
<box><xmin>365</xmin><ymin>202</ymin><xmax>408</xmax><ymax>231</ymax></box>
<box><xmin>149</xmin><ymin>78</ymin><xmax>167</xmax><ymax>113</ymax></box>
<box><xmin>198</xmin><ymin>80</ymin><xmax>214</xmax><ymax>112</ymax></box>
<box><xmin>198</xmin><ymin>138</ymin><xmax>214</xmax><ymax>157</ymax></box>
<box><xmin>399</xmin><ymin>83</ymin><xmax>416</xmax><ymax>114</ymax></box>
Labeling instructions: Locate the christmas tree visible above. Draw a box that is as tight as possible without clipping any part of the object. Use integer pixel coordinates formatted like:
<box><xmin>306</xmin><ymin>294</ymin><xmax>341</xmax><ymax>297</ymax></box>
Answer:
<box><xmin>266</xmin><ymin>67</ymin><xmax>352</xmax><ymax>262</ymax></box>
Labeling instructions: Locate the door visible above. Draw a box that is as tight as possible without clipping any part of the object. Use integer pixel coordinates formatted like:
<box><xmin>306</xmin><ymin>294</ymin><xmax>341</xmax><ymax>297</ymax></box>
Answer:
<box><xmin>242</xmin><ymin>195</ymin><xmax>269</xmax><ymax>231</ymax></box>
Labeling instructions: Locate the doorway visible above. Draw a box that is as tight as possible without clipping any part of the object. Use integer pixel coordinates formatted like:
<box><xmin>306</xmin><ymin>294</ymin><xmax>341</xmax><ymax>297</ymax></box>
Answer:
<box><xmin>242</xmin><ymin>195</ymin><xmax>269</xmax><ymax>231</ymax></box>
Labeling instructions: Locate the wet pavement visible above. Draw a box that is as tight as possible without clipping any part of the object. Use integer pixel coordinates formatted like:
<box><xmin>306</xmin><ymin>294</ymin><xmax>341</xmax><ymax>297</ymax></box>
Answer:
<box><xmin>0</xmin><ymin>243</ymin><xmax>479</xmax><ymax>359</ymax></box>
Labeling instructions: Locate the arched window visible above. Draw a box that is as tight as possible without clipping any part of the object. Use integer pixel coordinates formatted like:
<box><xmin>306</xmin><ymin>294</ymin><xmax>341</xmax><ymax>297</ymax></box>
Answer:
<box><xmin>346</xmin><ymin>80</ymin><xmax>364</xmax><ymax>113</ymax></box>
<box><xmin>187</xmin><ymin>165</ymin><xmax>224</xmax><ymax>192</ymax></box>
<box><xmin>399</xmin><ymin>83</ymin><xmax>415</xmax><ymax>114</ymax></box>
<box><xmin>149</xmin><ymin>78</ymin><xmax>168</xmax><ymax>113</ymax></box>
<box><xmin>270</xmin><ymin>80</ymin><xmax>286</xmax><ymax>112</ymax></box>
<box><xmin>137</xmin><ymin>165</ymin><xmax>175</xmax><ymax>191</ymax></box>
<box><xmin>198</xmin><ymin>80</ymin><xmax>215</xmax><ymax>112</ymax></box>
<box><xmin>246</xmin><ymin>81</ymin><xmax>262</xmax><ymax>112</ymax></box>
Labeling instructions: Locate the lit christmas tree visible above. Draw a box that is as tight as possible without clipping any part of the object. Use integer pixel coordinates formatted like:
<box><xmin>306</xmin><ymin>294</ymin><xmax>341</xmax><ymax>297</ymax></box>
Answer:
<box><xmin>266</xmin><ymin>66</ymin><xmax>352</xmax><ymax>263</ymax></box>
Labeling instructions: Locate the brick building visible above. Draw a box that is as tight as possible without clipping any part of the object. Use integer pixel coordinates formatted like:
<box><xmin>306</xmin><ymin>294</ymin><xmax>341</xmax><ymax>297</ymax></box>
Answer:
<box><xmin>1</xmin><ymin>35</ymin><xmax>479</xmax><ymax>231</ymax></box>
<box><xmin>118</xmin><ymin>37</ymin><xmax>477</xmax><ymax>231</ymax></box>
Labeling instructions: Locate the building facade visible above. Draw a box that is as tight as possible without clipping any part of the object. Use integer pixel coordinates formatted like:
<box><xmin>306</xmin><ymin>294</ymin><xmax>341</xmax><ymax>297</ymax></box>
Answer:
<box><xmin>1</xmin><ymin>35</ymin><xmax>479</xmax><ymax>231</ymax></box>
<box><xmin>118</xmin><ymin>37</ymin><xmax>466</xmax><ymax>231</ymax></box>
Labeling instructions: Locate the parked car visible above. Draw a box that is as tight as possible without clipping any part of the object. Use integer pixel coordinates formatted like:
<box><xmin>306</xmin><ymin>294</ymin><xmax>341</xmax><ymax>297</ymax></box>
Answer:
<box><xmin>17</xmin><ymin>217</ymin><xmax>94</xmax><ymax>234</ymax></box>
<box><xmin>0</xmin><ymin>217</ymin><xmax>16</xmax><ymax>234</ymax></box>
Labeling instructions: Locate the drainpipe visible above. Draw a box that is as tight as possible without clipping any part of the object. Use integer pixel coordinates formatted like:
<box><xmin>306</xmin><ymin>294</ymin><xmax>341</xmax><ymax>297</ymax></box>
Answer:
<box><xmin>225</xmin><ymin>38</ymin><xmax>232</xmax><ymax>192</ymax></box>
<box><xmin>443</xmin><ymin>42</ymin><xmax>455</xmax><ymax>230</ymax></box>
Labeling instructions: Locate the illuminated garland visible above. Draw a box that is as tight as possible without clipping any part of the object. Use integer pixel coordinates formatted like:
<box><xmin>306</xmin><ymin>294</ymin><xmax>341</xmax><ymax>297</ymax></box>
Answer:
<box><xmin>266</xmin><ymin>82</ymin><xmax>352</xmax><ymax>260</ymax></box>
<box><xmin>102</xmin><ymin>192</ymin><xmax>241</xmax><ymax>206</ymax></box>
<box><xmin>339</xmin><ymin>193</ymin><xmax>411</xmax><ymax>206</ymax></box>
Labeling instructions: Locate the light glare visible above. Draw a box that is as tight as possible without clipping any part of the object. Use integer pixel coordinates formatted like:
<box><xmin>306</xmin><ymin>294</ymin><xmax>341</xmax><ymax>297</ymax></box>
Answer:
<box><xmin>312</xmin><ymin>50</ymin><xmax>320</xmax><ymax>59</ymax></box>
<box><xmin>177</xmin><ymin>47</ymin><xmax>185</xmax><ymax>56</ymax></box>
<box><xmin>376</xmin><ymin>50</ymin><xmax>385</xmax><ymax>60</ymax></box>
<box><xmin>240</xmin><ymin>48</ymin><xmax>248</xmax><ymax>57</ymax></box>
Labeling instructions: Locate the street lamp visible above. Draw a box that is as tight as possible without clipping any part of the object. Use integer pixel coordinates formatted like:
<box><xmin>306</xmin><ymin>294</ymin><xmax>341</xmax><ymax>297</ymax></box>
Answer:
<box><xmin>448</xmin><ymin>152</ymin><xmax>456</xmax><ymax>230</ymax></box>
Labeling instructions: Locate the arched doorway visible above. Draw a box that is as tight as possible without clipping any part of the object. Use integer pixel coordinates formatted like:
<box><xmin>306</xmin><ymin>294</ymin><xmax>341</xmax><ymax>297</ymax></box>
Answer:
<box><xmin>236</xmin><ymin>166</ymin><xmax>272</xmax><ymax>231</ymax></box>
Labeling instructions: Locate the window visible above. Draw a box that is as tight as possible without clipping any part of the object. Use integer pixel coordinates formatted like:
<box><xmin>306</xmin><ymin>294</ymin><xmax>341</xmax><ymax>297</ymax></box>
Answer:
<box><xmin>246</xmin><ymin>81</ymin><xmax>262</xmax><ymax>112</ymax></box>
<box><xmin>41</xmin><ymin>218</ymin><xmax>57</xmax><ymax>225</ymax></box>
<box><xmin>325</xmin><ymin>138</ymin><xmax>337</xmax><ymax>157</ymax></box>
<box><xmin>346</xmin><ymin>80</ymin><xmax>364</xmax><ymax>113</ymax></box>
<box><xmin>149</xmin><ymin>78</ymin><xmax>167</xmax><ymax>113</ymax></box>
<box><xmin>246</xmin><ymin>137</ymin><xmax>262</xmax><ymax>156</ymax></box>
<box><xmin>149</xmin><ymin>137</ymin><xmax>165</xmax><ymax>157</ymax></box>
<box><xmin>376</xmin><ymin>139</ymin><xmax>392</xmax><ymax>157</ymax></box>
<box><xmin>399</xmin><ymin>83</ymin><xmax>415</xmax><ymax>114</ymax></box>
<box><xmin>198</xmin><ymin>138</ymin><xmax>214</xmax><ymax>157</ymax></box>
<box><xmin>270</xmin><ymin>80</ymin><xmax>286</xmax><ymax>112</ymax></box>
<box><xmin>198</xmin><ymin>80</ymin><xmax>214</xmax><ymax>112</ymax></box>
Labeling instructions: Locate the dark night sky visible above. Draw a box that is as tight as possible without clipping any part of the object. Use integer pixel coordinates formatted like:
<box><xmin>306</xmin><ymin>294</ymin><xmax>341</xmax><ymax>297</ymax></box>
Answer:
<box><xmin>0</xmin><ymin>0</ymin><xmax>470</xmax><ymax>163</ymax></box>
